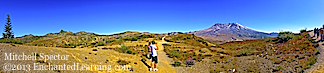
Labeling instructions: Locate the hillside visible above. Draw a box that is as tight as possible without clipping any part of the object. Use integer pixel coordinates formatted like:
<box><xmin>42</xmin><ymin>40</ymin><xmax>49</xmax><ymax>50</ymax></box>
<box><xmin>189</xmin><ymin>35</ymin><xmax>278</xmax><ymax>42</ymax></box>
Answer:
<box><xmin>189</xmin><ymin>23</ymin><xmax>275</xmax><ymax>43</ymax></box>
<box><xmin>0</xmin><ymin>30</ymin><xmax>321</xmax><ymax>73</ymax></box>
<box><xmin>0</xmin><ymin>30</ymin><xmax>217</xmax><ymax>73</ymax></box>
<box><xmin>163</xmin><ymin>31</ymin><xmax>319</xmax><ymax>72</ymax></box>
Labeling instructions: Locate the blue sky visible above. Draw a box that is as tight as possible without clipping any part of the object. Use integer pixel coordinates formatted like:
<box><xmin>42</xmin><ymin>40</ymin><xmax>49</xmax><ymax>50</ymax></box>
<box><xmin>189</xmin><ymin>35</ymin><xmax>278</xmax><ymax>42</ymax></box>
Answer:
<box><xmin>1</xmin><ymin>0</ymin><xmax>324</xmax><ymax>37</ymax></box>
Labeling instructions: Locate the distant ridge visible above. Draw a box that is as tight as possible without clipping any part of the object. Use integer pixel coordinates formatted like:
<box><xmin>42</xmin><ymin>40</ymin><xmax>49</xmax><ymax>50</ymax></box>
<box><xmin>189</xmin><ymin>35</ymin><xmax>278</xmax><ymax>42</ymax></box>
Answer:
<box><xmin>188</xmin><ymin>23</ymin><xmax>276</xmax><ymax>43</ymax></box>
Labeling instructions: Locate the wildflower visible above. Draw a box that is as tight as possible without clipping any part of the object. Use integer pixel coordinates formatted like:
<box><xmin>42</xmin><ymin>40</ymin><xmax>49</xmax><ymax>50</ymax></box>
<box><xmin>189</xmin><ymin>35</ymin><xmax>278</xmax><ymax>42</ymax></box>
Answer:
<box><xmin>185</xmin><ymin>58</ymin><xmax>195</xmax><ymax>65</ymax></box>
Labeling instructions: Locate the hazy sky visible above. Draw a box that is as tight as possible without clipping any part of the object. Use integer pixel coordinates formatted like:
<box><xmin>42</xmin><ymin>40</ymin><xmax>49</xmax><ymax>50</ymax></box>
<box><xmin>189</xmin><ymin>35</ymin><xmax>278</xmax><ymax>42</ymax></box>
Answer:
<box><xmin>1</xmin><ymin>0</ymin><xmax>324</xmax><ymax>37</ymax></box>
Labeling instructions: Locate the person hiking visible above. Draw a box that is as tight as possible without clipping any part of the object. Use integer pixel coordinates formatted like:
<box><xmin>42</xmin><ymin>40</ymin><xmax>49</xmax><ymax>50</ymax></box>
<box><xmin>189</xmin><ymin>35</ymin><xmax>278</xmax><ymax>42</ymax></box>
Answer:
<box><xmin>317</xmin><ymin>28</ymin><xmax>320</xmax><ymax>38</ymax></box>
<box><xmin>321</xmin><ymin>29</ymin><xmax>323</xmax><ymax>41</ymax></box>
<box><xmin>147</xmin><ymin>42</ymin><xmax>152</xmax><ymax>61</ymax></box>
<box><xmin>314</xmin><ymin>28</ymin><xmax>317</xmax><ymax>37</ymax></box>
<box><xmin>149</xmin><ymin>41</ymin><xmax>158</xmax><ymax>71</ymax></box>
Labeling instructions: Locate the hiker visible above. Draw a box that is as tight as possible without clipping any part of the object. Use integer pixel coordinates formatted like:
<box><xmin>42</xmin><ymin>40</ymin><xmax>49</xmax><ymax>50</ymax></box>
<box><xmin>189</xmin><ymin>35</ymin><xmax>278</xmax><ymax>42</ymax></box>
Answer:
<box><xmin>314</xmin><ymin>28</ymin><xmax>317</xmax><ymax>37</ymax></box>
<box><xmin>320</xmin><ymin>29</ymin><xmax>323</xmax><ymax>41</ymax></box>
<box><xmin>317</xmin><ymin>28</ymin><xmax>320</xmax><ymax>38</ymax></box>
<box><xmin>147</xmin><ymin>42</ymin><xmax>152</xmax><ymax>61</ymax></box>
<box><xmin>149</xmin><ymin>41</ymin><xmax>158</xmax><ymax>71</ymax></box>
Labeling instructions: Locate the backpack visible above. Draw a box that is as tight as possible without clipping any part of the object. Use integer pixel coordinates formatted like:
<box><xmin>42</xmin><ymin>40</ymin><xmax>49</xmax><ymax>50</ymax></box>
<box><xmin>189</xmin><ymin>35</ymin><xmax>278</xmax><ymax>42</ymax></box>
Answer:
<box><xmin>148</xmin><ymin>45</ymin><xmax>151</xmax><ymax>52</ymax></box>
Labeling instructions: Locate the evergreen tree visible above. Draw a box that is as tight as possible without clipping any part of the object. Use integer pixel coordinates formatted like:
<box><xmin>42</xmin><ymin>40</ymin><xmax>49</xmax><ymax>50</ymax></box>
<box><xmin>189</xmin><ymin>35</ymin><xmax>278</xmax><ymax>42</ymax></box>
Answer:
<box><xmin>2</xmin><ymin>14</ymin><xmax>14</xmax><ymax>39</ymax></box>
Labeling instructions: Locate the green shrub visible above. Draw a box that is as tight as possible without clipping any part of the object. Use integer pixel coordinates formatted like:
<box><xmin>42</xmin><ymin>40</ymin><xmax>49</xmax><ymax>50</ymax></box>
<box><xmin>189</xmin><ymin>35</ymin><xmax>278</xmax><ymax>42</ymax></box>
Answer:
<box><xmin>173</xmin><ymin>61</ymin><xmax>182</xmax><ymax>67</ymax></box>
<box><xmin>123</xmin><ymin>37</ymin><xmax>137</xmax><ymax>41</ymax></box>
<box><xmin>265</xmin><ymin>38</ymin><xmax>272</xmax><ymax>42</ymax></box>
<box><xmin>114</xmin><ymin>44</ymin><xmax>135</xmax><ymax>55</ymax></box>
<box><xmin>301</xmin><ymin>32</ymin><xmax>309</xmax><ymax>38</ymax></box>
<box><xmin>168</xmin><ymin>50</ymin><xmax>180</xmax><ymax>58</ymax></box>
<box><xmin>97</xmin><ymin>41</ymin><xmax>105</xmax><ymax>46</ymax></box>
<box><xmin>89</xmin><ymin>42</ymin><xmax>96</xmax><ymax>45</ymax></box>
<box><xmin>272</xmin><ymin>59</ymin><xmax>282</xmax><ymax>64</ymax></box>
<box><xmin>14</xmin><ymin>40</ymin><xmax>23</xmax><ymax>44</ymax></box>
<box><xmin>126</xmin><ymin>50</ymin><xmax>133</xmax><ymax>54</ymax></box>
<box><xmin>315</xmin><ymin>49</ymin><xmax>320</xmax><ymax>55</ymax></box>
<box><xmin>299</xmin><ymin>55</ymin><xmax>305</xmax><ymax>59</ymax></box>
<box><xmin>295</xmin><ymin>65</ymin><xmax>300</xmax><ymax>68</ymax></box>
<box><xmin>117</xmin><ymin>59</ymin><xmax>129</xmax><ymax>65</ymax></box>
<box><xmin>294</xmin><ymin>35</ymin><xmax>303</xmax><ymax>40</ymax></box>
<box><xmin>247</xmin><ymin>68</ymin><xmax>256</xmax><ymax>72</ymax></box>
<box><xmin>210</xmin><ymin>69</ymin><xmax>222</xmax><ymax>73</ymax></box>
<box><xmin>117</xmin><ymin>36</ymin><xmax>122</xmax><ymax>39</ymax></box>
<box><xmin>197</xmin><ymin>55</ymin><xmax>203</xmax><ymax>62</ymax></box>
<box><xmin>122</xmin><ymin>35</ymin><xmax>153</xmax><ymax>41</ymax></box>
<box><xmin>121</xmin><ymin>44</ymin><xmax>128</xmax><ymax>53</ymax></box>
<box><xmin>239</xmin><ymin>49</ymin><xmax>250</xmax><ymax>56</ymax></box>
<box><xmin>106</xmin><ymin>40</ymin><xmax>114</xmax><ymax>43</ymax></box>
<box><xmin>306</xmin><ymin>55</ymin><xmax>317</xmax><ymax>66</ymax></box>
<box><xmin>68</xmin><ymin>43</ymin><xmax>80</xmax><ymax>47</ymax></box>
<box><xmin>300</xmin><ymin>28</ymin><xmax>307</xmax><ymax>33</ymax></box>
<box><xmin>278</xmin><ymin>31</ymin><xmax>294</xmax><ymax>43</ymax></box>
<box><xmin>305</xmin><ymin>65</ymin><xmax>311</xmax><ymax>69</ymax></box>
<box><xmin>115</xmin><ymin>39</ymin><xmax>124</xmax><ymax>45</ymax></box>
<box><xmin>287</xmin><ymin>59</ymin><xmax>293</xmax><ymax>63</ymax></box>
<box><xmin>0</xmin><ymin>39</ymin><xmax>16</xmax><ymax>43</ymax></box>
<box><xmin>130</xmin><ymin>37</ymin><xmax>138</xmax><ymax>41</ymax></box>
<box><xmin>164</xmin><ymin>34</ymin><xmax>208</xmax><ymax>47</ymax></box>
<box><xmin>273</xmin><ymin>66</ymin><xmax>282</xmax><ymax>71</ymax></box>
<box><xmin>215</xmin><ymin>44</ymin><xmax>222</xmax><ymax>48</ymax></box>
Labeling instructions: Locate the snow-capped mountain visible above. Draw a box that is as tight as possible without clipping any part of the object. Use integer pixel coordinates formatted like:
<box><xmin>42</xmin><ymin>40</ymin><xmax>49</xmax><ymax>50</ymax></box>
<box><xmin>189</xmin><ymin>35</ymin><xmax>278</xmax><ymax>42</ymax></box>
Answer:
<box><xmin>189</xmin><ymin>23</ymin><xmax>275</xmax><ymax>43</ymax></box>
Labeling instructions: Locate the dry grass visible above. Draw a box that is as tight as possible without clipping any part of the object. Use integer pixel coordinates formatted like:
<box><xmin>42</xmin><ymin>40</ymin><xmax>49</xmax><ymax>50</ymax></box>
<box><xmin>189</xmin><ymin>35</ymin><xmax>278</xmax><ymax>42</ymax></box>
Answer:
<box><xmin>0</xmin><ymin>31</ymin><xmax>319</xmax><ymax>73</ymax></box>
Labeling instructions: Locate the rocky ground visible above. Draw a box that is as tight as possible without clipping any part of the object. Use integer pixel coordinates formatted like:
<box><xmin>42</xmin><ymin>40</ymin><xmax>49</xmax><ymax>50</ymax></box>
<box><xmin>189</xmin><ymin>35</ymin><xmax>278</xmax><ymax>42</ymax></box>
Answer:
<box><xmin>306</xmin><ymin>31</ymin><xmax>324</xmax><ymax>73</ymax></box>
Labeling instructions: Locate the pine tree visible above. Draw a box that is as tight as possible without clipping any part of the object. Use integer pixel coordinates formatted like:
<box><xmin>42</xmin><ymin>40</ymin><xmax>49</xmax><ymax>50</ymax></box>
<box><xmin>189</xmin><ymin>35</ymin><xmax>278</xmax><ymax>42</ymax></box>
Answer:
<box><xmin>2</xmin><ymin>14</ymin><xmax>14</xmax><ymax>39</ymax></box>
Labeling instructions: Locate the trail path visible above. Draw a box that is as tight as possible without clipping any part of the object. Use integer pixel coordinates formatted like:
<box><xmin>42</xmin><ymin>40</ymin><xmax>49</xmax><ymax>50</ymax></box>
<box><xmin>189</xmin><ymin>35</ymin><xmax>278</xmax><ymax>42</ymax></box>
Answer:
<box><xmin>307</xmin><ymin>31</ymin><xmax>324</xmax><ymax>73</ymax></box>
<box><xmin>151</xmin><ymin>36</ymin><xmax>177</xmax><ymax>73</ymax></box>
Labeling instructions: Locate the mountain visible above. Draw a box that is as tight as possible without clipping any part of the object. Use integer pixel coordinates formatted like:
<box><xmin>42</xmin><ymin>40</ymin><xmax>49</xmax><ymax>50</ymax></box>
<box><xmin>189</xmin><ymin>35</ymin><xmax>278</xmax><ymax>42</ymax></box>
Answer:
<box><xmin>269</xmin><ymin>32</ymin><xmax>279</xmax><ymax>36</ymax></box>
<box><xmin>189</xmin><ymin>23</ymin><xmax>275</xmax><ymax>43</ymax></box>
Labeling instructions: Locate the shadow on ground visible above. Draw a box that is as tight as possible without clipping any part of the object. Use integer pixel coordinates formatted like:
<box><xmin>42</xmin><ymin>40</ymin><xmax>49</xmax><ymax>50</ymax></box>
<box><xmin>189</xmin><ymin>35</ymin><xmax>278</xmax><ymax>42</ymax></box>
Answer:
<box><xmin>141</xmin><ymin>59</ymin><xmax>151</xmax><ymax>71</ymax></box>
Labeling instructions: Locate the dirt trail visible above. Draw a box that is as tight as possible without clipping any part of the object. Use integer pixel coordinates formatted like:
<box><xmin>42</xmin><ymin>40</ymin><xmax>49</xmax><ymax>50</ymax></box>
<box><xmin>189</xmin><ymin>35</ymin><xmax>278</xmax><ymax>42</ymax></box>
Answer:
<box><xmin>307</xmin><ymin>31</ymin><xmax>324</xmax><ymax>73</ymax></box>
<box><xmin>152</xmin><ymin>36</ymin><xmax>177</xmax><ymax>73</ymax></box>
